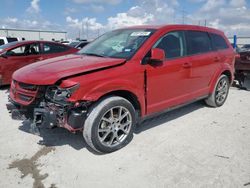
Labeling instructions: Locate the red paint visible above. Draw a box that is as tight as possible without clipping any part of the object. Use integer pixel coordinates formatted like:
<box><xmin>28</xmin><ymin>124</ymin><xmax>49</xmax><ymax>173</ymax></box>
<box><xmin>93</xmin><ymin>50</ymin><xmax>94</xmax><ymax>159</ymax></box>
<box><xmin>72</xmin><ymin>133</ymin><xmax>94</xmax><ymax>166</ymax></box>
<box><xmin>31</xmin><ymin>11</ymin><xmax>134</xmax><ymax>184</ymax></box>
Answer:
<box><xmin>0</xmin><ymin>41</ymin><xmax>78</xmax><ymax>85</ymax></box>
<box><xmin>10</xmin><ymin>25</ymin><xmax>235</xmax><ymax>131</ymax></box>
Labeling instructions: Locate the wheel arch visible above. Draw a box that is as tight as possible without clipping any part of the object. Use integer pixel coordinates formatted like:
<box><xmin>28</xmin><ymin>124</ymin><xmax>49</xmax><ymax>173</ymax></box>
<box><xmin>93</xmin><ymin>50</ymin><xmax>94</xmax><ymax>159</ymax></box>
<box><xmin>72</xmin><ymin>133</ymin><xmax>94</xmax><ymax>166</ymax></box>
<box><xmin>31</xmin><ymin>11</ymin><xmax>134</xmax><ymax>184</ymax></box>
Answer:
<box><xmin>209</xmin><ymin>66</ymin><xmax>234</xmax><ymax>93</ymax></box>
<box><xmin>221</xmin><ymin>70</ymin><xmax>233</xmax><ymax>83</ymax></box>
<box><xmin>98</xmin><ymin>90</ymin><xmax>142</xmax><ymax>119</ymax></box>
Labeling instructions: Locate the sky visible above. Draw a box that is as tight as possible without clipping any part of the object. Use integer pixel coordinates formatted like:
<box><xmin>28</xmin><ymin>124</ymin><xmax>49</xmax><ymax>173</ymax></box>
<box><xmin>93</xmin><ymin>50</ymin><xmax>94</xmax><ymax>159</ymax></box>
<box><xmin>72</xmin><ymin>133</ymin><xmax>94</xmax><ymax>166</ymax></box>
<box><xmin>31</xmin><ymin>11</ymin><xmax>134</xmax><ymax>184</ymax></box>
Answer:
<box><xmin>0</xmin><ymin>0</ymin><xmax>249</xmax><ymax>39</ymax></box>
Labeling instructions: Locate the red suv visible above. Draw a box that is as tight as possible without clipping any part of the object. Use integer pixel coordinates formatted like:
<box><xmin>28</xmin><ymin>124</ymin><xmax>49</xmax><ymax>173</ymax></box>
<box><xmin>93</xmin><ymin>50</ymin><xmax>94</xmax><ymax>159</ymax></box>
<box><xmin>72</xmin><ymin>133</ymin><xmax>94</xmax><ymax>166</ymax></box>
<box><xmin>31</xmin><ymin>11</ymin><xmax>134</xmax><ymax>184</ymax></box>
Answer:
<box><xmin>9</xmin><ymin>25</ymin><xmax>235</xmax><ymax>153</ymax></box>
<box><xmin>0</xmin><ymin>41</ymin><xmax>78</xmax><ymax>86</ymax></box>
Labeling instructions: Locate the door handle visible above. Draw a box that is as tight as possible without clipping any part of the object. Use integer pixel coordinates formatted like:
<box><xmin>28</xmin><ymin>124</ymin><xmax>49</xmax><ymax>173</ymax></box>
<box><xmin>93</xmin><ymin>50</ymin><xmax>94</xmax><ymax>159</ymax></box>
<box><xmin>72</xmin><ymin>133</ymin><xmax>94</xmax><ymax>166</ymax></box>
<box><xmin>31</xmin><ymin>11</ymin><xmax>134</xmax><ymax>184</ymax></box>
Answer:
<box><xmin>214</xmin><ymin>57</ymin><xmax>220</xmax><ymax>62</ymax></box>
<box><xmin>182</xmin><ymin>62</ymin><xmax>192</xmax><ymax>68</ymax></box>
<box><xmin>35</xmin><ymin>57</ymin><xmax>44</xmax><ymax>61</ymax></box>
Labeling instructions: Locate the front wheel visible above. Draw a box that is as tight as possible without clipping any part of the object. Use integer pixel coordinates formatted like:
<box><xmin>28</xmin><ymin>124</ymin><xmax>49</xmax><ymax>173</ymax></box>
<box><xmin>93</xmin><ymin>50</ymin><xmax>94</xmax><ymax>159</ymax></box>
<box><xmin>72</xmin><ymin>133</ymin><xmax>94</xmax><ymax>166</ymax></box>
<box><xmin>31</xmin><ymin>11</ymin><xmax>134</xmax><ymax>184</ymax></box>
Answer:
<box><xmin>205</xmin><ymin>74</ymin><xmax>230</xmax><ymax>107</ymax></box>
<box><xmin>83</xmin><ymin>96</ymin><xmax>136</xmax><ymax>153</ymax></box>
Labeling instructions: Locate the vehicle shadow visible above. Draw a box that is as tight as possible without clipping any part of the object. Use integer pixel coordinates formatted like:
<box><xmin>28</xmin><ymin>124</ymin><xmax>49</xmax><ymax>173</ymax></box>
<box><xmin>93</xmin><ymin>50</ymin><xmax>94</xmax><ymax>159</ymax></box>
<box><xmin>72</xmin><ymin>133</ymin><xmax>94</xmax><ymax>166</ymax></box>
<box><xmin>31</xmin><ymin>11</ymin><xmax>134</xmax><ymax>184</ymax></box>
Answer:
<box><xmin>19</xmin><ymin>120</ymin><xmax>103</xmax><ymax>154</ymax></box>
<box><xmin>0</xmin><ymin>85</ymin><xmax>10</xmax><ymax>92</ymax></box>
<box><xmin>18</xmin><ymin>100</ymin><xmax>205</xmax><ymax>154</ymax></box>
<box><xmin>135</xmin><ymin>101</ymin><xmax>205</xmax><ymax>134</ymax></box>
<box><xmin>19</xmin><ymin>120</ymin><xmax>87</xmax><ymax>150</ymax></box>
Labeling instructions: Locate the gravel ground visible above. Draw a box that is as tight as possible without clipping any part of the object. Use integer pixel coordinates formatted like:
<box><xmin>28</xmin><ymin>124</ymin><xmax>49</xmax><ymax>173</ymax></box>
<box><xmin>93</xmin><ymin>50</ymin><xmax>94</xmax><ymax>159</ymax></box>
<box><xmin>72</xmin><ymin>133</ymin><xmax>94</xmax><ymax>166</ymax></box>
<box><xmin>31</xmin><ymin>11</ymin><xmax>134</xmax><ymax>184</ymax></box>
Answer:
<box><xmin>0</xmin><ymin>81</ymin><xmax>249</xmax><ymax>188</ymax></box>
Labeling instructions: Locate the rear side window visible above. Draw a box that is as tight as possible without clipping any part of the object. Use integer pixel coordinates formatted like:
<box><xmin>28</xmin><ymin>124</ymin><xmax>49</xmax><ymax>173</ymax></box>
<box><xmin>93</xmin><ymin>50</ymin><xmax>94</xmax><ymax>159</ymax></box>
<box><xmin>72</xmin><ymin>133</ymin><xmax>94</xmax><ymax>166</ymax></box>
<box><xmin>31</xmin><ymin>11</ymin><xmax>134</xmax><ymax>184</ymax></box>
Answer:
<box><xmin>210</xmin><ymin>33</ymin><xmax>229</xmax><ymax>50</ymax></box>
<box><xmin>186</xmin><ymin>31</ymin><xmax>212</xmax><ymax>55</ymax></box>
<box><xmin>0</xmin><ymin>39</ymin><xmax>4</xmax><ymax>46</ymax></box>
<box><xmin>153</xmin><ymin>31</ymin><xmax>186</xmax><ymax>59</ymax></box>
<box><xmin>42</xmin><ymin>43</ymin><xmax>70</xmax><ymax>54</ymax></box>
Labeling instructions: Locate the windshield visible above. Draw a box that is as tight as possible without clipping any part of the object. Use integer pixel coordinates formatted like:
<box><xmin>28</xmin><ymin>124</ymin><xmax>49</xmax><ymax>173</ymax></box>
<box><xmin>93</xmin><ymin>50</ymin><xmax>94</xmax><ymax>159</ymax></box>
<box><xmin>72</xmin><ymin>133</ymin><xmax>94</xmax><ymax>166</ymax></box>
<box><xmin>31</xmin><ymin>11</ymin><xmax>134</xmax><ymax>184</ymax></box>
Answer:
<box><xmin>78</xmin><ymin>29</ymin><xmax>155</xmax><ymax>59</ymax></box>
<box><xmin>0</xmin><ymin>41</ymin><xmax>19</xmax><ymax>51</ymax></box>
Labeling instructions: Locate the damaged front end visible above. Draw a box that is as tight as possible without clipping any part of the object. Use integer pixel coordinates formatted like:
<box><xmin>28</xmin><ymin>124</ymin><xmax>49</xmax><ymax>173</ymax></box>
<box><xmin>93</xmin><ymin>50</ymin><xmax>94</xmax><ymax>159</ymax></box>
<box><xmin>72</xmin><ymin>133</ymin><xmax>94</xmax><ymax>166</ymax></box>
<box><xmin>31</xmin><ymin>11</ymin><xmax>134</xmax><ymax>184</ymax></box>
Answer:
<box><xmin>9</xmin><ymin>80</ymin><xmax>92</xmax><ymax>134</ymax></box>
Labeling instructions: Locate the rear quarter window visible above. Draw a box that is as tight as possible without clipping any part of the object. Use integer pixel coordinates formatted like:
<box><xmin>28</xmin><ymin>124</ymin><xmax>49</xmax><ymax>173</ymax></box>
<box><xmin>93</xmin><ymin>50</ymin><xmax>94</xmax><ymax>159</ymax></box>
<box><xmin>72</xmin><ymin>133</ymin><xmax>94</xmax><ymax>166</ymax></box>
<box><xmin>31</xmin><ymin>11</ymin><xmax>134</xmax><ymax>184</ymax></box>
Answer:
<box><xmin>210</xmin><ymin>33</ymin><xmax>229</xmax><ymax>50</ymax></box>
<box><xmin>42</xmin><ymin>43</ymin><xmax>70</xmax><ymax>54</ymax></box>
<box><xmin>185</xmin><ymin>31</ymin><xmax>212</xmax><ymax>55</ymax></box>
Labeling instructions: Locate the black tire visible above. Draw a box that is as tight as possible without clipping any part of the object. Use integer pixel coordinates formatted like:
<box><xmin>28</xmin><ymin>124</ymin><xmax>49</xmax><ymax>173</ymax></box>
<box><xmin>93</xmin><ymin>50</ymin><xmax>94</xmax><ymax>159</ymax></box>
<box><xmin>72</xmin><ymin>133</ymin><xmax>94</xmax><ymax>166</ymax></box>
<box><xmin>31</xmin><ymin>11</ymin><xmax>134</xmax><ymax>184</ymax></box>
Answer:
<box><xmin>83</xmin><ymin>96</ymin><xmax>136</xmax><ymax>153</ymax></box>
<box><xmin>205</xmin><ymin>74</ymin><xmax>230</xmax><ymax>107</ymax></box>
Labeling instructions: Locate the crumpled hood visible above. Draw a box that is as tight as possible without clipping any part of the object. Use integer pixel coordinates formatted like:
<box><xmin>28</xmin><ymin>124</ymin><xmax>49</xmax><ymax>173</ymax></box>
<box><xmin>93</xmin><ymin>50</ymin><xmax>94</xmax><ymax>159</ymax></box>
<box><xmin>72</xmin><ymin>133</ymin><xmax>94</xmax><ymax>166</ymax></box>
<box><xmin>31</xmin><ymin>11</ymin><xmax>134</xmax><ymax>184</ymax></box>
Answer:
<box><xmin>13</xmin><ymin>54</ymin><xmax>126</xmax><ymax>85</ymax></box>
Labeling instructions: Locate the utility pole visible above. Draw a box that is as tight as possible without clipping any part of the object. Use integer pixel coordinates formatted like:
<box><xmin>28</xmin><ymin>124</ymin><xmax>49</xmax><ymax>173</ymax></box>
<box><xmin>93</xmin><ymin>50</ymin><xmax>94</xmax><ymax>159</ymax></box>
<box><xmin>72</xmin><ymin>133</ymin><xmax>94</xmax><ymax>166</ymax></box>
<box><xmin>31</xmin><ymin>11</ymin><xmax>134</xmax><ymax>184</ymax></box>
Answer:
<box><xmin>205</xmin><ymin>19</ymin><xmax>207</xmax><ymax>27</ymax></box>
<box><xmin>81</xmin><ymin>21</ymin><xmax>84</xmax><ymax>40</ymax></box>
<box><xmin>86</xmin><ymin>21</ymin><xmax>89</xmax><ymax>40</ymax></box>
<box><xmin>181</xmin><ymin>9</ymin><xmax>187</xmax><ymax>24</ymax></box>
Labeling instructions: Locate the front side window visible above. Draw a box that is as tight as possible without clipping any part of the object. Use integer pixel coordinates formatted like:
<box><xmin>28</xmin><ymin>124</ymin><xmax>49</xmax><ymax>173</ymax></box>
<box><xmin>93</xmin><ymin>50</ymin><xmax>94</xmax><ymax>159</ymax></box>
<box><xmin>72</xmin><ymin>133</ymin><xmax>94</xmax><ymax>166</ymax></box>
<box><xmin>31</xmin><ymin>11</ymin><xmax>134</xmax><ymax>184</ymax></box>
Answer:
<box><xmin>42</xmin><ymin>43</ymin><xmax>69</xmax><ymax>54</ymax></box>
<box><xmin>153</xmin><ymin>31</ymin><xmax>186</xmax><ymax>59</ymax></box>
<box><xmin>210</xmin><ymin>33</ymin><xmax>229</xmax><ymax>50</ymax></box>
<box><xmin>6</xmin><ymin>43</ymin><xmax>40</xmax><ymax>56</ymax></box>
<box><xmin>78</xmin><ymin>29</ymin><xmax>155</xmax><ymax>59</ymax></box>
<box><xmin>186</xmin><ymin>31</ymin><xmax>212</xmax><ymax>55</ymax></box>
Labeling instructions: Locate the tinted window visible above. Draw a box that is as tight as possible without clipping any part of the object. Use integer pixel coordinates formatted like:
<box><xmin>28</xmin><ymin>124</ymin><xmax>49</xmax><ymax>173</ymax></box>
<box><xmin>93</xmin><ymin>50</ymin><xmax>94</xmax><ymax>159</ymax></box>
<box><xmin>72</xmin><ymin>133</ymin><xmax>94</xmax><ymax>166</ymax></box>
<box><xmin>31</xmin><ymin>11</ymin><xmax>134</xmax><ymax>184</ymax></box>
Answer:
<box><xmin>6</xmin><ymin>43</ymin><xmax>40</xmax><ymax>56</ymax></box>
<box><xmin>186</xmin><ymin>31</ymin><xmax>212</xmax><ymax>55</ymax></box>
<box><xmin>153</xmin><ymin>31</ymin><xmax>186</xmax><ymax>59</ymax></box>
<box><xmin>42</xmin><ymin>43</ymin><xmax>69</xmax><ymax>54</ymax></box>
<box><xmin>243</xmin><ymin>44</ymin><xmax>250</xmax><ymax>48</ymax></box>
<box><xmin>210</xmin><ymin>33</ymin><xmax>229</xmax><ymax>50</ymax></box>
<box><xmin>78</xmin><ymin>42</ymin><xmax>89</xmax><ymax>48</ymax></box>
<box><xmin>7</xmin><ymin>37</ymin><xmax>18</xmax><ymax>43</ymax></box>
<box><xmin>0</xmin><ymin>39</ymin><xmax>4</xmax><ymax>46</ymax></box>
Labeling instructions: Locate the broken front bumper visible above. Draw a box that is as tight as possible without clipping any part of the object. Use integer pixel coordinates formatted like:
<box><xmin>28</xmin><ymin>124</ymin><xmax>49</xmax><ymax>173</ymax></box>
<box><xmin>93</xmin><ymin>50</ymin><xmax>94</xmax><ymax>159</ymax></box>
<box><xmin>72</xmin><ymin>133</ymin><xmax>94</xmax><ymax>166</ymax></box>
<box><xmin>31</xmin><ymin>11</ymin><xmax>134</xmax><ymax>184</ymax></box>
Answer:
<box><xmin>8</xmin><ymin>99</ymin><xmax>90</xmax><ymax>134</ymax></box>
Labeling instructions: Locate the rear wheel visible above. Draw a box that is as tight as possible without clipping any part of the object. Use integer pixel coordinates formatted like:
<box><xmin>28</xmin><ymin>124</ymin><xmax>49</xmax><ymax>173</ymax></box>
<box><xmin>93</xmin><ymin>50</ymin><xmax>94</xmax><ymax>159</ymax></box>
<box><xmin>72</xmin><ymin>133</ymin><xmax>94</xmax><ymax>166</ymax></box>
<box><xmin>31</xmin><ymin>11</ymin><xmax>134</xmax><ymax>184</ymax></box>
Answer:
<box><xmin>83</xmin><ymin>96</ymin><xmax>136</xmax><ymax>153</ymax></box>
<box><xmin>205</xmin><ymin>74</ymin><xmax>230</xmax><ymax>107</ymax></box>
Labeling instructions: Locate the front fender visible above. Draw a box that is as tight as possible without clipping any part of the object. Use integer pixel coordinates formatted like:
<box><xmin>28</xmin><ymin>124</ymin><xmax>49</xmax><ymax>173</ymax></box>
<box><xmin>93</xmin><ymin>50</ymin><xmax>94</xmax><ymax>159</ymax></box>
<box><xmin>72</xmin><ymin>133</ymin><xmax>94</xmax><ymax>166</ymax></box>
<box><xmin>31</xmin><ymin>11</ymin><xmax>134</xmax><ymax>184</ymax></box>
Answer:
<box><xmin>68</xmin><ymin>79</ymin><xmax>146</xmax><ymax>115</ymax></box>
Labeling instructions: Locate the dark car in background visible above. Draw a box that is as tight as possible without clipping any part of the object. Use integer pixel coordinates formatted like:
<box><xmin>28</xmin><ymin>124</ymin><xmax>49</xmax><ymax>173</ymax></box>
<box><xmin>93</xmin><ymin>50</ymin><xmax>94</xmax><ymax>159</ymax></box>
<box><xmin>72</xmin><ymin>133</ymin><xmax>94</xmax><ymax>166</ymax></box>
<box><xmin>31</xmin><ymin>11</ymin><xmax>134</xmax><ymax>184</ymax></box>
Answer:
<box><xmin>0</xmin><ymin>40</ymin><xmax>78</xmax><ymax>86</ymax></box>
<box><xmin>235</xmin><ymin>50</ymin><xmax>250</xmax><ymax>87</ymax></box>
<box><xmin>241</xmin><ymin>44</ymin><xmax>250</xmax><ymax>52</ymax></box>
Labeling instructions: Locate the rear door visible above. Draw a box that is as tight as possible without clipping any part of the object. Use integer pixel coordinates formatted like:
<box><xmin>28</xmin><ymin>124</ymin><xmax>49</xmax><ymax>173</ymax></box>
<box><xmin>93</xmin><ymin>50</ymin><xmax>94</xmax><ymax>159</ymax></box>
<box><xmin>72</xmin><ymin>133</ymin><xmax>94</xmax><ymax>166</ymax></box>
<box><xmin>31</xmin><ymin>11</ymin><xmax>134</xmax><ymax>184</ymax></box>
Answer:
<box><xmin>184</xmin><ymin>30</ymin><xmax>220</xmax><ymax>96</ymax></box>
<box><xmin>210</xmin><ymin>33</ymin><xmax>234</xmax><ymax>71</ymax></box>
<box><xmin>2</xmin><ymin>42</ymin><xmax>41</xmax><ymax>84</ymax></box>
<box><xmin>146</xmin><ymin>31</ymin><xmax>194</xmax><ymax>114</ymax></box>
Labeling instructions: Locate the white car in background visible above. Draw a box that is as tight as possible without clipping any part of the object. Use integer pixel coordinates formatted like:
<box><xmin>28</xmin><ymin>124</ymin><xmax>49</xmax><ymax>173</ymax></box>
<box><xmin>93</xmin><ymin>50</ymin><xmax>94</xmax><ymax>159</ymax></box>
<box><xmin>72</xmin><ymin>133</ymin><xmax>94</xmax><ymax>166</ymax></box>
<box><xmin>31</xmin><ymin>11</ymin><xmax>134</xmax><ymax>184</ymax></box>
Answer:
<box><xmin>0</xmin><ymin>37</ymin><xmax>20</xmax><ymax>46</ymax></box>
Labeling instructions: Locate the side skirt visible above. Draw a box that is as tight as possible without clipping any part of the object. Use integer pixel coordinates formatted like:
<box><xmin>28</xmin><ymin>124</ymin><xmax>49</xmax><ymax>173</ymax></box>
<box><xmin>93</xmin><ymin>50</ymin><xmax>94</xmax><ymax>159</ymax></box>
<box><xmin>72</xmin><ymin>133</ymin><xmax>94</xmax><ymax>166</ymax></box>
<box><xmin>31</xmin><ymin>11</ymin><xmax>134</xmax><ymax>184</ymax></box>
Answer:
<box><xmin>140</xmin><ymin>95</ymin><xmax>209</xmax><ymax>123</ymax></box>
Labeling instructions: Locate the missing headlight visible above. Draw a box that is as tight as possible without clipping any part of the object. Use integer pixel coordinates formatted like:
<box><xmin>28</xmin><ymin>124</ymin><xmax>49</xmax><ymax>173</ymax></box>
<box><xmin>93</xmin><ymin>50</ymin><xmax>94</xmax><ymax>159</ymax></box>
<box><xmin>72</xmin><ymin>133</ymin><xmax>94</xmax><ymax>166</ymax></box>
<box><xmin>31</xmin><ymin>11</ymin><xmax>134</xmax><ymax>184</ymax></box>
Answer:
<box><xmin>45</xmin><ymin>84</ymin><xmax>79</xmax><ymax>102</ymax></box>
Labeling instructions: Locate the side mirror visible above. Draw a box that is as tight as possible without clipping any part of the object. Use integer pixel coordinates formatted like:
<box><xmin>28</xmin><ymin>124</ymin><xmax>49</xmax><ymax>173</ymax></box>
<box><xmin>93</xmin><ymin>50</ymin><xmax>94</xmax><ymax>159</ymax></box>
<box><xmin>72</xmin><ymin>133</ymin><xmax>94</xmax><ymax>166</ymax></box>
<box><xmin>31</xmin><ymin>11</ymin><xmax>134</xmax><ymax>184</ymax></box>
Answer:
<box><xmin>0</xmin><ymin>52</ymin><xmax>8</xmax><ymax>58</ymax></box>
<box><xmin>149</xmin><ymin>48</ymin><xmax>165</xmax><ymax>65</ymax></box>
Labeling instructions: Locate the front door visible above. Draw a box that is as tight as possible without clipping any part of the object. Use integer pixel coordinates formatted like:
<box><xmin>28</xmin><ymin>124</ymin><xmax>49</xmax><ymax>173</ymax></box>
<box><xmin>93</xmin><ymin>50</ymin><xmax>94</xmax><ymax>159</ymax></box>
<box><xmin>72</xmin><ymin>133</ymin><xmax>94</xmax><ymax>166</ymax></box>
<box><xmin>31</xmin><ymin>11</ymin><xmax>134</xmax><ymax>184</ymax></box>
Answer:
<box><xmin>146</xmin><ymin>31</ymin><xmax>194</xmax><ymax>114</ymax></box>
<box><xmin>2</xmin><ymin>43</ymin><xmax>41</xmax><ymax>84</ymax></box>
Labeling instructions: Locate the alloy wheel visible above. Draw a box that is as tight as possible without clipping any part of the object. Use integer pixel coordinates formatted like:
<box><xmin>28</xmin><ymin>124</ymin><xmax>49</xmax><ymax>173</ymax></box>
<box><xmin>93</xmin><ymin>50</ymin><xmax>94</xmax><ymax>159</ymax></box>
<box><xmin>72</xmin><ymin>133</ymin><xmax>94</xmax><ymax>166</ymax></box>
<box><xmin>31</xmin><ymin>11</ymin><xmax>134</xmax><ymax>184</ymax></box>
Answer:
<box><xmin>98</xmin><ymin>106</ymin><xmax>132</xmax><ymax>147</ymax></box>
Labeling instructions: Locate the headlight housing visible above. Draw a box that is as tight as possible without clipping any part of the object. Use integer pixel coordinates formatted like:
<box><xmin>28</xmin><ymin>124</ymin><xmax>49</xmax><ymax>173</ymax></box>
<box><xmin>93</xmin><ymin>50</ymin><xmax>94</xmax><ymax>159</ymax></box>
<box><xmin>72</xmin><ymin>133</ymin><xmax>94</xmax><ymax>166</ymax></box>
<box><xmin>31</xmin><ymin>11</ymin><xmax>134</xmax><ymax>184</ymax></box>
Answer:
<box><xmin>45</xmin><ymin>83</ymin><xmax>80</xmax><ymax>102</ymax></box>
